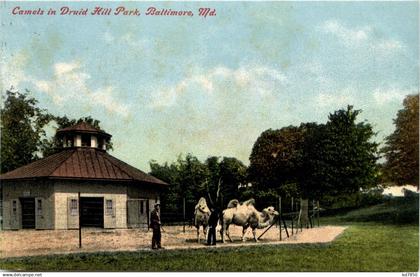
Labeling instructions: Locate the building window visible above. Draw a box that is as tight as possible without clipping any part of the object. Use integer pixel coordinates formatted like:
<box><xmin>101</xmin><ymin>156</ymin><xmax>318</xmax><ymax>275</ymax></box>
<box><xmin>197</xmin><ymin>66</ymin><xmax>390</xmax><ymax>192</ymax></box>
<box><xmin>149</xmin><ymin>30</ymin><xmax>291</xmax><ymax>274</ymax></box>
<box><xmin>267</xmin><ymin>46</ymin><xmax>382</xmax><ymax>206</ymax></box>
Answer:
<box><xmin>140</xmin><ymin>201</ymin><xmax>144</xmax><ymax>214</ymax></box>
<box><xmin>66</xmin><ymin>138</ymin><xmax>74</xmax><ymax>147</ymax></box>
<box><xmin>37</xmin><ymin>199</ymin><xmax>43</xmax><ymax>216</ymax></box>
<box><xmin>81</xmin><ymin>134</ymin><xmax>91</xmax><ymax>147</ymax></box>
<box><xmin>98</xmin><ymin>138</ymin><xmax>105</xmax><ymax>150</ymax></box>
<box><xmin>70</xmin><ymin>199</ymin><xmax>78</xmax><ymax>216</ymax></box>
<box><xmin>106</xmin><ymin>199</ymin><xmax>113</xmax><ymax>215</ymax></box>
<box><xmin>12</xmin><ymin>200</ymin><xmax>17</xmax><ymax>215</ymax></box>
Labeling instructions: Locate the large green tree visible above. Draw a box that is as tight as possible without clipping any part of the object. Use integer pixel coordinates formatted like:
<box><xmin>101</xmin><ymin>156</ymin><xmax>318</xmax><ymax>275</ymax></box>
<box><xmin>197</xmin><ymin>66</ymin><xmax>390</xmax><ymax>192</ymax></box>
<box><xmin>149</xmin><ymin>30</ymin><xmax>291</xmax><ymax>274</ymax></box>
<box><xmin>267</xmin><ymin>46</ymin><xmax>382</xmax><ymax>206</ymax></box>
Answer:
<box><xmin>1</xmin><ymin>90</ymin><xmax>53</xmax><ymax>173</ymax></box>
<box><xmin>318</xmin><ymin>106</ymin><xmax>379</xmax><ymax>195</ymax></box>
<box><xmin>149</xmin><ymin>154</ymin><xmax>210</xmax><ymax>219</ymax></box>
<box><xmin>382</xmin><ymin>94</ymin><xmax>419</xmax><ymax>188</ymax></box>
<box><xmin>149</xmin><ymin>154</ymin><xmax>247</xmax><ymax>219</ymax></box>
<box><xmin>204</xmin><ymin>156</ymin><xmax>247</xmax><ymax>207</ymax></box>
<box><xmin>248</xmin><ymin>106</ymin><xmax>379</xmax><ymax>201</ymax></box>
<box><xmin>248</xmin><ymin>126</ymin><xmax>304</xmax><ymax>197</ymax></box>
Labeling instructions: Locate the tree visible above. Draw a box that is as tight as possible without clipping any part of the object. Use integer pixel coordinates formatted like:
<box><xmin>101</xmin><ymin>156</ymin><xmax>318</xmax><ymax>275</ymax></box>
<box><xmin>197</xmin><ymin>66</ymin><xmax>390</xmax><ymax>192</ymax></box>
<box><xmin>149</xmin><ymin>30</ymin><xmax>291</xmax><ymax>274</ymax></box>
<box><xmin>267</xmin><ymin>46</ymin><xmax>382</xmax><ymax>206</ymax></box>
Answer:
<box><xmin>248</xmin><ymin>126</ymin><xmax>304</xmax><ymax>201</ymax></box>
<box><xmin>318</xmin><ymin>106</ymin><xmax>379</xmax><ymax>195</ymax></box>
<box><xmin>205</xmin><ymin>156</ymin><xmax>247</xmax><ymax>207</ymax></box>
<box><xmin>149</xmin><ymin>154</ymin><xmax>248</xmax><ymax>219</ymax></box>
<box><xmin>382</xmin><ymin>94</ymin><xmax>419</xmax><ymax>188</ymax></box>
<box><xmin>248</xmin><ymin>123</ymin><xmax>328</xmax><ymax>199</ymax></box>
<box><xmin>1</xmin><ymin>90</ymin><xmax>53</xmax><ymax>173</ymax></box>
<box><xmin>149</xmin><ymin>154</ymin><xmax>210</xmax><ymax>219</ymax></box>
<box><xmin>248</xmin><ymin>106</ymin><xmax>379</xmax><ymax>220</ymax></box>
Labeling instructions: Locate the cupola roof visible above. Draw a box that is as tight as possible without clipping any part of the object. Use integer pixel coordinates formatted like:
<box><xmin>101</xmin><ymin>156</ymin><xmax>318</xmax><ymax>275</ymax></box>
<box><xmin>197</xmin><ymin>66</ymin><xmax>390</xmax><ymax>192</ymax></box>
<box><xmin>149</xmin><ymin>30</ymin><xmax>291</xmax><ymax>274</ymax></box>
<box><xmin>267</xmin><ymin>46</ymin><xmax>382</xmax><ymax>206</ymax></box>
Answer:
<box><xmin>56</xmin><ymin>122</ymin><xmax>111</xmax><ymax>139</ymax></box>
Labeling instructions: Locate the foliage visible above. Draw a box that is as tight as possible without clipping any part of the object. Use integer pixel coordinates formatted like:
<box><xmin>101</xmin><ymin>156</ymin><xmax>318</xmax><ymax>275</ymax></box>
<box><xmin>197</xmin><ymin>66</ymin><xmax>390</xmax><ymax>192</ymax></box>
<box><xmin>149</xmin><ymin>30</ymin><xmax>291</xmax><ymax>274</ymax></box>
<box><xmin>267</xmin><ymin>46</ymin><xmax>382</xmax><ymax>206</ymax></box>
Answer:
<box><xmin>0</xmin><ymin>90</ymin><xmax>53</xmax><ymax>173</ymax></box>
<box><xmin>320</xmin><ymin>188</ymin><xmax>385</xmax><ymax>211</ymax></box>
<box><xmin>248</xmin><ymin>126</ymin><xmax>305</xmax><ymax>197</ymax></box>
<box><xmin>150</xmin><ymin>154</ymin><xmax>209</xmax><ymax>219</ymax></box>
<box><xmin>213</xmin><ymin>157</ymin><xmax>247</xmax><ymax>206</ymax></box>
<box><xmin>382</xmin><ymin>94</ymin><xmax>419</xmax><ymax>187</ymax></box>
<box><xmin>150</xmin><ymin>154</ymin><xmax>247</xmax><ymax>219</ymax></box>
<box><xmin>248</xmin><ymin>106</ymin><xmax>379</xmax><ymax>201</ymax></box>
<box><xmin>323</xmin><ymin>194</ymin><xmax>419</xmax><ymax>225</ymax></box>
<box><xmin>317</xmin><ymin>106</ymin><xmax>379</xmax><ymax>196</ymax></box>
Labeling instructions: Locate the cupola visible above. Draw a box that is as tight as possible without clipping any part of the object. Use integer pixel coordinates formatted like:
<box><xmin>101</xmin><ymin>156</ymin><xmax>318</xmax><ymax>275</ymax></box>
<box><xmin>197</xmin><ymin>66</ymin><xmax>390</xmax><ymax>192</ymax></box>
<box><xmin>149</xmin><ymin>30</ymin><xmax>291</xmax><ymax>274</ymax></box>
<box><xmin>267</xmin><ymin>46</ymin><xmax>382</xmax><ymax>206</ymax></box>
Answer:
<box><xmin>56</xmin><ymin>122</ymin><xmax>111</xmax><ymax>151</ymax></box>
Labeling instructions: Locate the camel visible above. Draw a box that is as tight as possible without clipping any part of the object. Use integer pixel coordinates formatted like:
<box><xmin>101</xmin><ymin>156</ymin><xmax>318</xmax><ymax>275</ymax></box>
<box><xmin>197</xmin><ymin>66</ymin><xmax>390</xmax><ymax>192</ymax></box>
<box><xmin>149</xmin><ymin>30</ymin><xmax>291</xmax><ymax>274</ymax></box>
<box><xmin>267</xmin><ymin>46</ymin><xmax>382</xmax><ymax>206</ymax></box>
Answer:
<box><xmin>220</xmin><ymin>199</ymin><xmax>279</xmax><ymax>243</ymax></box>
<box><xmin>193</xmin><ymin>197</ymin><xmax>211</xmax><ymax>243</ymax></box>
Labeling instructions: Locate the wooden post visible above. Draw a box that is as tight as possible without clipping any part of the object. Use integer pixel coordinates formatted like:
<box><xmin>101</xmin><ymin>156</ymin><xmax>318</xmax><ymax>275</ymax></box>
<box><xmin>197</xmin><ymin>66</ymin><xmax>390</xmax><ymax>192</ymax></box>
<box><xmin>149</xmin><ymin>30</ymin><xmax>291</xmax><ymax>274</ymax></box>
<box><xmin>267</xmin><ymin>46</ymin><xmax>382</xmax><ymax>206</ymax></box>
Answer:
<box><xmin>279</xmin><ymin>196</ymin><xmax>282</xmax><ymax>241</ymax></box>
<box><xmin>299</xmin><ymin>199</ymin><xmax>303</xmax><ymax>232</ymax></box>
<box><xmin>317</xmin><ymin>200</ymin><xmax>320</xmax><ymax>227</ymax></box>
<box><xmin>291</xmin><ymin>197</ymin><xmax>294</xmax><ymax>235</ymax></box>
<box><xmin>282</xmin><ymin>218</ymin><xmax>289</xmax><ymax>238</ymax></box>
<box><xmin>78</xmin><ymin>191</ymin><xmax>82</xmax><ymax>248</ymax></box>
<box><xmin>311</xmin><ymin>200</ymin><xmax>315</xmax><ymax>228</ymax></box>
<box><xmin>183</xmin><ymin>197</ymin><xmax>186</xmax><ymax>233</ymax></box>
<box><xmin>146</xmin><ymin>199</ymin><xmax>150</xmax><ymax>231</ymax></box>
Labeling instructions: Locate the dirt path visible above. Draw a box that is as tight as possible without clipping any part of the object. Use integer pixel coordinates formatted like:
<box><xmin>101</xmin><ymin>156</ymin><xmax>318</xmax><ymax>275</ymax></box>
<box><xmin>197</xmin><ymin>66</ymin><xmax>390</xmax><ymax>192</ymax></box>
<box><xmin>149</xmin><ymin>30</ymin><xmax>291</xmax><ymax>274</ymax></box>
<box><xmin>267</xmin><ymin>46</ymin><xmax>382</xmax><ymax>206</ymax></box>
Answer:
<box><xmin>0</xmin><ymin>225</ymin><xmax>346</xmax><ymax>258</ymax></box>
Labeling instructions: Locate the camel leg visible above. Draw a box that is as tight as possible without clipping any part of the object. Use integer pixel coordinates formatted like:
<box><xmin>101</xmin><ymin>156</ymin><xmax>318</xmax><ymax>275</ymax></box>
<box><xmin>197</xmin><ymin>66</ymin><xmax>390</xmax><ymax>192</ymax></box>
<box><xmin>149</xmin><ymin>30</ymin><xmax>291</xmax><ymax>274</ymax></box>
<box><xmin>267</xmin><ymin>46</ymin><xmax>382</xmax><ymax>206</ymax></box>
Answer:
<box><xmin>241</xmin><ymin>226</ymin><xmax>248</xmax><ymax>242</ymax></box>
<box><xmin>197</xmin><ymin>227</ymin><xmax>200</xmax><ymax>243</ymax></box>
<box><xmin>252</xmin><ymin>228</ymin><xmax>258</xmax><ymax>242</ymax></box>
<box><xmin>203</xmin><ymin>225</ymin><xmax>207</xmax><ymax>240</ymax></box>
<box><xmin>221</xmin><ymin>224</ymin><xmax>225</xmax><ymax>243</ymax></box>
<box><xmin>226</xmin><ymin>225</ymin><xmax>233</xmax><ymax>242</ymax></box>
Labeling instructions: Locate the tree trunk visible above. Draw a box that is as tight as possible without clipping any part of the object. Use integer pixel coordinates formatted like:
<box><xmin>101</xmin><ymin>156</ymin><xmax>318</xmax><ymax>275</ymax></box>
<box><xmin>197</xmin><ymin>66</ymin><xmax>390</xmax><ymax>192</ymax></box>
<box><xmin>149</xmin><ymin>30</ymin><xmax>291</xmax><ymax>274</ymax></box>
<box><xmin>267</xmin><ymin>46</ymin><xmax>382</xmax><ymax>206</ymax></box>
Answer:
<box><xmin>300</xmin><ymin>199</ymin><xmax>309</xmax><ymax>228</ymax></box>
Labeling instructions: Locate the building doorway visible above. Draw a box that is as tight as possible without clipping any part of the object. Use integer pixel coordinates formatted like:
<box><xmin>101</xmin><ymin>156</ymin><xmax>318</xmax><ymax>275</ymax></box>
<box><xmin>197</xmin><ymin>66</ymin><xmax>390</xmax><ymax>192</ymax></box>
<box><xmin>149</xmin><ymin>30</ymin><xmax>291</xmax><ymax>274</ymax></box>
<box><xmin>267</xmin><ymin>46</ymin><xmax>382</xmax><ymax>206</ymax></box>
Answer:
<box><xmin>80</xmin><ymin>197</ymin><xmax>104</xmax><ymax>228</ymax></box>
<box><xmin>20</xmin><ymin>198</ymin><xmax>35</xmax><ymax>229</ymax></box>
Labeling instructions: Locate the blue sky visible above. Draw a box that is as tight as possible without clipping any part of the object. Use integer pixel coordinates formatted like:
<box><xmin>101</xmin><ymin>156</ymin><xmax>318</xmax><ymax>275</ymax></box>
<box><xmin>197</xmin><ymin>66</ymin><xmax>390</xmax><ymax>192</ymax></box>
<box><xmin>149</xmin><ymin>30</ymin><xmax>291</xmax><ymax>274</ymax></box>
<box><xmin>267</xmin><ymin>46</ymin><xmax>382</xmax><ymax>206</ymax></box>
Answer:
<box><xmin>1</xmin><ymin>1</ymin><xmax>418</xmax><ymax>171</ymax></box>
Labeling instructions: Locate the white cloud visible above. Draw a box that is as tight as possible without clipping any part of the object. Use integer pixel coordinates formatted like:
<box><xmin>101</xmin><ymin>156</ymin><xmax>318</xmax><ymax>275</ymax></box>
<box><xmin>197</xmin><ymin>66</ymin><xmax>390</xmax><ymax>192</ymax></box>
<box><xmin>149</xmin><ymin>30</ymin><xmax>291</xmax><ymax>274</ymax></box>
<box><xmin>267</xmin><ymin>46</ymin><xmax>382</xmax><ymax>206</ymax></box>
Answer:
<box><xmin>33</xmin><ymin>61</ymin><xmax>131</xmax><ymax>118</ymax></box>
<box><xmin>0</xmin><ymin>53</ymin><xmax>28</xmax><ymax>91</ymax></box>
<box><xmin>320</xmin><ymin>19</ymin><xmax>405</xmax><ymax>55</ymax></box>
<box><xmin>321</xmin><ymin>20</ymin><xmax>370</xmax><ymax>46</ymax></box>
<box><xmin>150</xmin><ymin>65</ymin><xmax>287</xmax><ymax>108</ymax></box>
<box><xmin>54</xmin><ymin>61</ymin><xmax>80</xmax><ymax>76</ymax></box>
<box><xmin>316</xmin><ymin>89</ymin><xmax>355</xmax><ymax>108</ymax></box>
<box><xmin>373</xmin><ymin>87</ymin><xmax>416</xmax><ymax>106</ymax></box>
<box><xmin>91</xmin><ymin>86</ymin><xmax>130</xmax><ymax>116</ymax></box>
<box><xmin>103</xmin><ymin>31</ymin><xmax>149</xmax><ymax>49</ymax></box>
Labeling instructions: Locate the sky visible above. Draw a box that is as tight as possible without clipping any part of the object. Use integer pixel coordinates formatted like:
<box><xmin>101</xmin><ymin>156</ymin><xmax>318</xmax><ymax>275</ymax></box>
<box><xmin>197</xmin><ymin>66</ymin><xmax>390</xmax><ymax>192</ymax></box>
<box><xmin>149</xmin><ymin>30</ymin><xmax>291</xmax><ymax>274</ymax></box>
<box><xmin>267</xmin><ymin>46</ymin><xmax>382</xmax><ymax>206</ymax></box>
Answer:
<box><xmin>1</xmin><ymin>1</ymin><xmax>419</xmax><ymax>171</ymax></box>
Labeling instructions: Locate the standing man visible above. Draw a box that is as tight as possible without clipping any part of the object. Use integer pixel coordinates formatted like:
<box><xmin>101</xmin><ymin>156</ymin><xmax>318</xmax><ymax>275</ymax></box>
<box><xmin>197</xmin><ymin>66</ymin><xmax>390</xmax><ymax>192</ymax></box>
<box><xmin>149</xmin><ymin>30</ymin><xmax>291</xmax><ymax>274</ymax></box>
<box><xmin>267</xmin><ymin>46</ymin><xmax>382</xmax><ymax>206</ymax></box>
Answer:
<box><xmin>150</xmin><ymin>203</ymin><xmax>163</xmax><ymax>249</ymax></box>
<box><xmin>207</xmin><ymin>207</ymin><xmax>219</xmax><ymax>245</ymax></box>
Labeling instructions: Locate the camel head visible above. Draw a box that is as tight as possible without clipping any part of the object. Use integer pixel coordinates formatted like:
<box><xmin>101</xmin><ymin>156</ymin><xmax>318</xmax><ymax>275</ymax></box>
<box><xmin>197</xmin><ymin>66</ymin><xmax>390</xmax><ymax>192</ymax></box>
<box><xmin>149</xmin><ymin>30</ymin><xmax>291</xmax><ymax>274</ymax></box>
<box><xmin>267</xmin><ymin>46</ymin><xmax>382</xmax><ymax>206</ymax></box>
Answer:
<box><xmin>195</xmin><ymin>197</ymin><xmax>210</xmax><ymax>214</ymax></box>
<box><xmin>262</xmin><ymin>206</ymin><xmax>279</xmax><ymax>222</ymax></box>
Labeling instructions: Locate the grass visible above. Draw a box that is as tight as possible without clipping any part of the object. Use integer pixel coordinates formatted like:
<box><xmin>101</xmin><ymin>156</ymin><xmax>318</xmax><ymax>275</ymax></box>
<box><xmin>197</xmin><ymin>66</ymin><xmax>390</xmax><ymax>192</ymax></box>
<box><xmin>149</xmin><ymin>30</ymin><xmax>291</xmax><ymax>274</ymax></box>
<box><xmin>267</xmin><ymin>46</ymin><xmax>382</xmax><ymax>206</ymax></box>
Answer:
<box><xmin>324</xmin><ymin>195</ymin><xmax>419</xmax><ymax>225</ymax></box>
<box><xmin>0</xmin><ymin>197</ymin><xmax>418</xmax><ymax>272</ymax></box>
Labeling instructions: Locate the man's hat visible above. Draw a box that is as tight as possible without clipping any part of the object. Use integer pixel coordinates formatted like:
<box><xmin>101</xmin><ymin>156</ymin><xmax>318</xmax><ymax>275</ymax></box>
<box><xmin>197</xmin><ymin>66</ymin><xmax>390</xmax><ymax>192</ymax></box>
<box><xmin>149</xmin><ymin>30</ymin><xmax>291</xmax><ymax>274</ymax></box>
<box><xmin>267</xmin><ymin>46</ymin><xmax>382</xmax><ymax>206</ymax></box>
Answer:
<box><xmin>154</xmin><ymin>203</ymin><xmax>160</xmax><ymax>207</ymax></box>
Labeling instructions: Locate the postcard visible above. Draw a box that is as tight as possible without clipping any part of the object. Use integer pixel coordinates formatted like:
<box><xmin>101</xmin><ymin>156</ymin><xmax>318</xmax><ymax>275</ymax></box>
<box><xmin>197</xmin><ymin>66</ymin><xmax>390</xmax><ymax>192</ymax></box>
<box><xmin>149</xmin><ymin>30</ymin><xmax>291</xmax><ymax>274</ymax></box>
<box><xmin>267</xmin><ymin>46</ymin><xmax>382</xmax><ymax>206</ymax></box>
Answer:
<box><xmin>0</xmin><ymin>0</ymin><xmax>418</xmax><ymax>273</ymax></box>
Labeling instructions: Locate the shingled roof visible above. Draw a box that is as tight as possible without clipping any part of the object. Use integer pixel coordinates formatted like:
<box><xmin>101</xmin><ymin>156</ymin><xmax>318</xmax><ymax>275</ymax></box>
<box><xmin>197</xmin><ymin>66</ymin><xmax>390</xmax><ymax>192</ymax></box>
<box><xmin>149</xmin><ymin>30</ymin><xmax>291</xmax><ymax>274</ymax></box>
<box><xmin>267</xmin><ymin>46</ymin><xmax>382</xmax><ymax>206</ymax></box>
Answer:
<box><xmin>0</xmin><ymin>148</ymin><xmax>167</xmax><ymax>186</ymax></box>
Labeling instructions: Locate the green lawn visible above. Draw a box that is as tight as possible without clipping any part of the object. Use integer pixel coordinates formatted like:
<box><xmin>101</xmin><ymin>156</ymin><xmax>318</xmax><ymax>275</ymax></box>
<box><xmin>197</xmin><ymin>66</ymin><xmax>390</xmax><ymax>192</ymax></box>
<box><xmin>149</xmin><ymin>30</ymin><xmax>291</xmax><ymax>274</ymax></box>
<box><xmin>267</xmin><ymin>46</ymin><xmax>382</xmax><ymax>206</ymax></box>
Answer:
<box><xmin>1</xmin><ymin>197</ymin><xmax>418</xmax><ymax>272</ymax></box>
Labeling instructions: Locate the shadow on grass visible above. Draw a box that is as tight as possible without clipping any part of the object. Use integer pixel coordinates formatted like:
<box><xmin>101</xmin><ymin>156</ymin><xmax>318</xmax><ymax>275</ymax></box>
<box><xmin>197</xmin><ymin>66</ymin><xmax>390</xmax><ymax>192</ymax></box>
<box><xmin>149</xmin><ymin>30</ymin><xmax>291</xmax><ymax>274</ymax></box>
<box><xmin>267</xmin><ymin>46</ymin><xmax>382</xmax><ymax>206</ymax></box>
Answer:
<box><xmin>322</xmin><ymin>195</ymin><xmax>419</xmax><ymax>226</ymax></box>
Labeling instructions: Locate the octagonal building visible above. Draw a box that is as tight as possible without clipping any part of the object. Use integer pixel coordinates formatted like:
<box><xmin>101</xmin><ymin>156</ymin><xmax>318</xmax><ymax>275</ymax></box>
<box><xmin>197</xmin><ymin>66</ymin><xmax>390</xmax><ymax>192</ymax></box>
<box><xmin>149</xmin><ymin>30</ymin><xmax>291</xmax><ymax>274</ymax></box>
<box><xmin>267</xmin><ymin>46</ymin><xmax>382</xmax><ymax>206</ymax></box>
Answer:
<box><xmin>0</xmin><ymin>122</ymin><xmax>167</xmax><ymax>230</ymax></box>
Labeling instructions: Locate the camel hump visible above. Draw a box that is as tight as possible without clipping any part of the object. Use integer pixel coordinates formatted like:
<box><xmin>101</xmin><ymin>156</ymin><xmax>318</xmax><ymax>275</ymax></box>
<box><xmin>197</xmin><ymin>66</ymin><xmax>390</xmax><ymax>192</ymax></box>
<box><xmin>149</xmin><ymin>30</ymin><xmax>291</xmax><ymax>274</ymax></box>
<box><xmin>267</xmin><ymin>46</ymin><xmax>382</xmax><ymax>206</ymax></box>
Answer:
<box><xmin>227</xmin><ymin>199</ymin><xmax>239</xmax><ymax>209</ymax></box>
<box><xmin>242</xmin><ymin>198</ymin><xmax>256</xmax><ymax>206</ymax></box>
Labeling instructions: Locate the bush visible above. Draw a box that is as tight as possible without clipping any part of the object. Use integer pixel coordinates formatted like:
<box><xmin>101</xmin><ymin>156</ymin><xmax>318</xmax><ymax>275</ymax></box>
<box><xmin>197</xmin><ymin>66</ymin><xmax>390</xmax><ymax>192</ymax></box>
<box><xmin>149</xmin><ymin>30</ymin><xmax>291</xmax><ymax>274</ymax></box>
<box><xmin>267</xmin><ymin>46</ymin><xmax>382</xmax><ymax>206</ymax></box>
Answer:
<box><xmin>321</xmin><ymin>187</ymin><xmax>385</xmax><ymax>211</ymax></box>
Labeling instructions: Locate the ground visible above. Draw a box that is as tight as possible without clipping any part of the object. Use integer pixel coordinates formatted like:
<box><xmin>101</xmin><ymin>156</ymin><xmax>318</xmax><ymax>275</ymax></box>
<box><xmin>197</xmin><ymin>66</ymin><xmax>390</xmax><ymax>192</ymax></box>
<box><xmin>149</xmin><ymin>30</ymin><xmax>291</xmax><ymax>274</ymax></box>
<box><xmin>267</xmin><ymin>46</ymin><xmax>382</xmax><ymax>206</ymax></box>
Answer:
<box><xmin>0</xmin><ymin>224</ymin><xmax>345</xmax><ymax>258</ymax></box>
